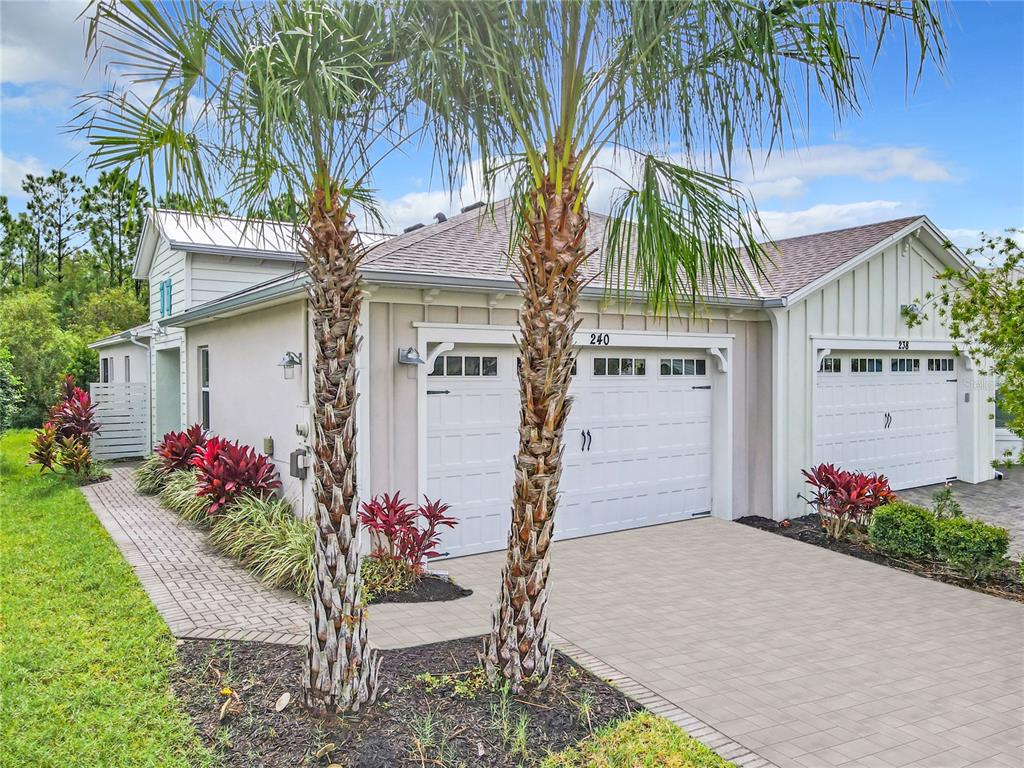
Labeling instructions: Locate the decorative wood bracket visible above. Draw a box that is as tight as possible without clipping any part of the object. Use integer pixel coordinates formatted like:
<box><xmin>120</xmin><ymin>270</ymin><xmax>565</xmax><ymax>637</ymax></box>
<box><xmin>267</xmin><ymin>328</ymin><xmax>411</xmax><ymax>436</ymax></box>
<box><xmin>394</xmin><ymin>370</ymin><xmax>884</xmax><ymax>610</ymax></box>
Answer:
<box><xmin>487</xmin><ymin>292</ymin><xmax>506</xmax><ymax>308</ymax></box>
<box><xmin>815</xmin><ymin>347</ymin><xmax>833</xmax><ymax>372</ymax></box>
<box><xmin>422</xmin><ymin>288</ymin><xmax>441</xmax><ymax>305</ymax></box>
<box><xmin>707</xmin><ymin>347</ymin><xmax>728</xmax><ymax>373</ymax></box>
<box><xmin>425</xmin><ymin>341</ymin><xmax>454</xmax><ymax>368</ymax></box>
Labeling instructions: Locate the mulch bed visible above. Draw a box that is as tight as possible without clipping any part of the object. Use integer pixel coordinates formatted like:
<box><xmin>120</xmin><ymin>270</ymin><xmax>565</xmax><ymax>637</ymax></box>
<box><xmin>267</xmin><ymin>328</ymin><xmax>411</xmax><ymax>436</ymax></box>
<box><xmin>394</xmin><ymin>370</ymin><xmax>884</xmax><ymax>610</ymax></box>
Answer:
<box><xmin>369</xmin><ymin>573</ymin><xmax>472</xmax><ymax>605</ymax></box>
<box><xmin>173</xmin><ymin>635</ymin><xmax>637</xmax><ymax>767</ymax></box>
<box><xmin>737</xmin><ymin>513</ymin><xmax>1024</xmax><ymax>602</ymax></box>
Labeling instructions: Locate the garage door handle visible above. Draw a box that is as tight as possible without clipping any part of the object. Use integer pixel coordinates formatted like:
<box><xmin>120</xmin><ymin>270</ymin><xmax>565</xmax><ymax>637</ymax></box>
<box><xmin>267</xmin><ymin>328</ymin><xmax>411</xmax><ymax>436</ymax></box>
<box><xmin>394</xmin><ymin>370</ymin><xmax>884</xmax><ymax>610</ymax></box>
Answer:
<box><xmin>581</xmin><ymin>430</ymin><xmax>587</xmax><ymax>451</ymax></box>
<box><xmin>691</xmin><ymin>385</ymin><xmax>711</xmax><ymax>390</ymax></box>
<box><xmin>427</xmin><ymin>389</ymin><xmax>451</xmax><ymax>395</ymax></box>
<box><xmin>585</xmin><ymin>429</ymin><xmax>592</xmax><ymax>451</ymax></box>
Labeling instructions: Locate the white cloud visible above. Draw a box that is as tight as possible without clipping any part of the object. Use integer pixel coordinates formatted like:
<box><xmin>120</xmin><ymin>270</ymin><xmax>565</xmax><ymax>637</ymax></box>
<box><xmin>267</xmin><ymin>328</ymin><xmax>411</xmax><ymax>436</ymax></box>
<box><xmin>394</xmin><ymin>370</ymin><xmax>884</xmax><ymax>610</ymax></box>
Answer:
<box><xmin>757</xmin><ymin>201</ymin><xmax>910</xmax><ymax>240</ymax></box>
<box><xmin>742</xmin><ymin>145</ymin><xmax>955</xmax><ymax>201</ymax></box>
<box><xmin>0</xmin><ymin>152</ymin><xmax>45</xmax><ymax>199</ymax></box>
<box><xmin>0</xmin><ymin>0</ymin><xmax>92</xmax><ymax>86</ymax></box>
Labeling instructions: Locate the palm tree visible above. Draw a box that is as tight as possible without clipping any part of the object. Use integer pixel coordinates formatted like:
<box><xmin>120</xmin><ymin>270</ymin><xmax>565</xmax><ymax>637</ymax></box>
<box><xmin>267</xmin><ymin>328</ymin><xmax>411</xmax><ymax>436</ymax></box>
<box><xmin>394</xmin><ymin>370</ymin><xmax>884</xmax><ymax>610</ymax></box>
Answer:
<box><xmin>80</xmin><ymin>0</ymin><xmax>406</xmax><ymax>714</ymax></box>
<box><xmin>405</xmin><ymin>0</ymin><xmax>945</xmax><ymax>693</ymax></box>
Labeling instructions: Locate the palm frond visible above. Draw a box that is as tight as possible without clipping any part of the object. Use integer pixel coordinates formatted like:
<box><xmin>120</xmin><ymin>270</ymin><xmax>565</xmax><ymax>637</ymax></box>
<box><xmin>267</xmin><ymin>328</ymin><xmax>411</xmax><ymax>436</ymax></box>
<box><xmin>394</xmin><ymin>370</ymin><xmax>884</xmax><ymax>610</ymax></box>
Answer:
<box><xmin>604</xmin><ymin>154</ymin><xmax>769</xmax><ymax>315</ymax></box>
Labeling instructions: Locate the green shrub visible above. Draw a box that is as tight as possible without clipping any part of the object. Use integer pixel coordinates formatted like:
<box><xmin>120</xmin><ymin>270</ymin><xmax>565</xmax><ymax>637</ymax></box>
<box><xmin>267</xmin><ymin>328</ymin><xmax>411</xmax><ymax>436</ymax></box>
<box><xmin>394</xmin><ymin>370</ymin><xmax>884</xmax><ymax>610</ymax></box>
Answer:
<box><xmin>931</xmin><ymin>485</ymin><xmax>963</xmax><ymax>520</ymax></box>
<box><xmin>542</xmin><ymin>711</ymin><xmax>732</xmax><ymax>767</ymax></box>
<box><xmin>159</xmin><ymin>470</ymin><xmax>211</xmax><ymax>524</ymax></box>
<box><xmin>935</xmin><ymin>517</ymin><xmax>1010</xmax><ymax>581</ymax></box>
<box><xmin>1018</xmin><ymin>558</ymin><xmax>1023</xmax><ymax>586</ymax></box>
<box><xmin>868</xmin><ymin>502</ymin><xmax>936</xmax><ymax>559</ymax></box>
<box><xmin>361</xmin><ymin>555</ymin><xmax>415</xmax><ymax>602</ymax></box>
<box><xmin>208</xmin><ymin>493</ymin><xmax>314</xmax><ymax>596</ymax></box>
<box><xmin>134</xmin><ymin>454</ymin><xmax>168</xmax><ymax>495</ymax></box>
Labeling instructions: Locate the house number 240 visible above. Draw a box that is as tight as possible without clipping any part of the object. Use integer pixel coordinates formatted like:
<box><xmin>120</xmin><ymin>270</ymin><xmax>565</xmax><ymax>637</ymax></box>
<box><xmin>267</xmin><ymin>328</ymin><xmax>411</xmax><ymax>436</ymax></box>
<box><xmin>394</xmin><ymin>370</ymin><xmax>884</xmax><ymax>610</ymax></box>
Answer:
<box><xmin>589</xmin><ymin>333</ymin><xmax>611</xmax><ymax>345</ymax></box>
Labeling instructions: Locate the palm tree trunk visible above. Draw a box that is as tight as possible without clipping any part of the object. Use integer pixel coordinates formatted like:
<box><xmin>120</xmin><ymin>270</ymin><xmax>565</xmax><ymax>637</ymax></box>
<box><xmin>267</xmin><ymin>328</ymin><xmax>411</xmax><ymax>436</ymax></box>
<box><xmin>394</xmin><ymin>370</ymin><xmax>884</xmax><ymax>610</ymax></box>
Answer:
<box><xmin>301</xmin><ymin>184</ymin><xmax>380</xmax><ymax>715</ymax></box>
<box><xmin>482</xmin><ymin>160</ymin><xmax>588</xmax><ymax>693</ymax></box>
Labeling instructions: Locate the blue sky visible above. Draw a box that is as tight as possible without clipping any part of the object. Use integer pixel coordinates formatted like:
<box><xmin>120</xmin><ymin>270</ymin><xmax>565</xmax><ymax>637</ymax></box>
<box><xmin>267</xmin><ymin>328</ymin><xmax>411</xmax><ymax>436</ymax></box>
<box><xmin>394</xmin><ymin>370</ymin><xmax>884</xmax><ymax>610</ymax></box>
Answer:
<box><xmin>1</xmin><ymin>0</ymin><xmax>1021</xmax><ymax>249</ymax></box>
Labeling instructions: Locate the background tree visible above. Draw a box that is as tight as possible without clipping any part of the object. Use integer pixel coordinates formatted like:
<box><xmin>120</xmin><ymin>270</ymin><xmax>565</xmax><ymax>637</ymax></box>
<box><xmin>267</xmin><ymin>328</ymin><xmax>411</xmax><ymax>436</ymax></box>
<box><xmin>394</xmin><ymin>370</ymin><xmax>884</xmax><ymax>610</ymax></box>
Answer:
<box><xmin>82</xmin><ymin>0</ymin><xmax>406</xmax><ymax>715</ymax></box>
<box><xmin>0</xmin><ymin>290</ymin><xmax>95</xmax><ymax>426</ymax></box>
<box><xmin>406</xmin><ymin>0</ymin><xmax>945</xmax><ymax>692</ymax></box>
<box><xmin>0</xmin><ymin>345</ymin><xmax>26</xmax><ymax>433</ymax></box>
<box><xmin>23</xmin><ymin>171</ymin><xmax>86</xmax><ymax>284</ymax></box>
<box><xmin>75</xmin><ymin>286</ymin><xmax>149</xmax><ymax>341</ymax></box>
<box><xmin>80</xmin><ymin>170</ymin><xmax>148</xmax><ymax>296</ymax></box>
<box><xmin>910</xmin><ymin>232</ymin><xmax>1024</xmax><ymax>464</ymax></box>
<box><xmin>157</xmin><ymin>192</ymin><xmax>231</xmax><ymax>215</ymax></box>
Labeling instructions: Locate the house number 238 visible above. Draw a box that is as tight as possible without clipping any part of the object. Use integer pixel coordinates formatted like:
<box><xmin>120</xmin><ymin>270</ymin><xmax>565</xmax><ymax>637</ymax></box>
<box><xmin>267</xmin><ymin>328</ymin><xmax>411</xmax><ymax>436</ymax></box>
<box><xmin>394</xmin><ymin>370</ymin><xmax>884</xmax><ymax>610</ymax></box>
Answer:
<box><xmin>589</xmin><ymin>333</ymin><xmax>611</xmax><ymax>346</ymax></box>
<box><xmin>897</xmin><ymin>340</ymin><xmax>910</xmax><ymax>350</ymax></box>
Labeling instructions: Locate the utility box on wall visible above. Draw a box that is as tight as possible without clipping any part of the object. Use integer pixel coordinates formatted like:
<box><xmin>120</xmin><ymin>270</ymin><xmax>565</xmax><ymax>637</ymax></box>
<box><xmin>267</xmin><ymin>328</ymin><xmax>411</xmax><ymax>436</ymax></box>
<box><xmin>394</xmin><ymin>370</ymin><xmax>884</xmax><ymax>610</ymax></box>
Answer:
<box><xmin>289</xmin><ymin>447</ymin><xmax>308</xmax><ymax>480</ymax></box>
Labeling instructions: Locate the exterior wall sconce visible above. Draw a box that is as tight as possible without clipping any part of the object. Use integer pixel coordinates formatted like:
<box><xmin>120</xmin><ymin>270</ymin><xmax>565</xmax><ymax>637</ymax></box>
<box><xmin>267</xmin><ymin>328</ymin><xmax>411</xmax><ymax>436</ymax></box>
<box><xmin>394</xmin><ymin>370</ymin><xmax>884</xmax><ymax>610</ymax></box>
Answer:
<box><xmin>278</xmin><ymin>351</ymin><xmax>302</xmax><ymax>379</ymax></box>
<box><xmin>398</xmin><ymin>346</ymin><xmax>426</xmax><ymax>365</ymax></box>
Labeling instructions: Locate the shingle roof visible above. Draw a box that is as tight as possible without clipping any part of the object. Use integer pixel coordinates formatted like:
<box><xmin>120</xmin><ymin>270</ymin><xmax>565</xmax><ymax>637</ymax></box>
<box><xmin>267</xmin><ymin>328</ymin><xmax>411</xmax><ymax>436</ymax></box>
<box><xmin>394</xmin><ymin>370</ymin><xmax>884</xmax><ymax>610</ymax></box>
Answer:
<box><xmin>364</xmin><ymin>199</ymin><xmax>762</xmax><ymax>300</ymax></box>
<box><xmin>744</xmin><ymin>216</ymin><xmax>922</xmax><ymax>298</ymax></box>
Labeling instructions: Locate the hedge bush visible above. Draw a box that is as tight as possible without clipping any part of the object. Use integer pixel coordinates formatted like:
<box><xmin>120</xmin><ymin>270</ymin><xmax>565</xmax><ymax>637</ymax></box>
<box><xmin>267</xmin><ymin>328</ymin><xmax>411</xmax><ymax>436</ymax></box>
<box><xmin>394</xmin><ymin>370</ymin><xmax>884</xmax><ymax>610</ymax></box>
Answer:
<box><xmin>361</xmin><ymin>555</ymin><xmax>416</xmax><ymax>602</ymax></box>
<box><xmin>868</xmin><ymin>502</ymin><xmax>936</xmax><ymax>559</ymax></box>
<box><xmin>935</xmin><ymin>517</ymin><xmax>1009</xmax><ymax>581</ymax></box>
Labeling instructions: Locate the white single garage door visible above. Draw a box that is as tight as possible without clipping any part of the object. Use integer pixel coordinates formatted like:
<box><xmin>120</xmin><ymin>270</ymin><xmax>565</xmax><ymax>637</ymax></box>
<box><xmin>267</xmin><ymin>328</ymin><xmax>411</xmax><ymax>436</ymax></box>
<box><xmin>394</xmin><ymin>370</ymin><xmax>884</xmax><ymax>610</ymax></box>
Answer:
<box><xmin>814</xmin><ymin>353</ymin><xmax>958</xmax><ymax>490</ymax></box>
<box><xmin>426</xmin><ymin>345</ymin><xmax>713</xmax><ymax>558</ymax></box>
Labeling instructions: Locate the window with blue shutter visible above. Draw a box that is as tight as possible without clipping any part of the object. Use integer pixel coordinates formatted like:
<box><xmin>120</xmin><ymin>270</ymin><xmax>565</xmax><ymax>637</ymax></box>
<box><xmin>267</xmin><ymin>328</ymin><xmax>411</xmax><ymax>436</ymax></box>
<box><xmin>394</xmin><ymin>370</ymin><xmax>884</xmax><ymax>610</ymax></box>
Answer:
<box><xmin>159</xmin><ymin>278</ymin><xmax>172</xmax><ymax>317</ymax></box>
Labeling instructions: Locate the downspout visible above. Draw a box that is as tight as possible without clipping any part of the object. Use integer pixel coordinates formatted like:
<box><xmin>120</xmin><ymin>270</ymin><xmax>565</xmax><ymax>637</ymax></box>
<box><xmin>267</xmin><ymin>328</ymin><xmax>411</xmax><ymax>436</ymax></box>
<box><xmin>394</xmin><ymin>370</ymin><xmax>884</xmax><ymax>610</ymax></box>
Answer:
<box><xmin>127</xmin><ymin>330</ymin><xmax>153</xmax><ymax>453</ymax></box>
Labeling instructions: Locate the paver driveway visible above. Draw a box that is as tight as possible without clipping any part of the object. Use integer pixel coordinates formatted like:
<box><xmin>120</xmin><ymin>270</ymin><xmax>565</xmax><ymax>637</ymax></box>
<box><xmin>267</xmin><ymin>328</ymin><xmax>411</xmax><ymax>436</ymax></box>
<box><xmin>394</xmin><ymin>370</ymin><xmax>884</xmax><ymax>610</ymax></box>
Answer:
<box><xmin>371</xmin><ymin>518</ymin><xmax>1024</xmax><ymax>768</ymax></box>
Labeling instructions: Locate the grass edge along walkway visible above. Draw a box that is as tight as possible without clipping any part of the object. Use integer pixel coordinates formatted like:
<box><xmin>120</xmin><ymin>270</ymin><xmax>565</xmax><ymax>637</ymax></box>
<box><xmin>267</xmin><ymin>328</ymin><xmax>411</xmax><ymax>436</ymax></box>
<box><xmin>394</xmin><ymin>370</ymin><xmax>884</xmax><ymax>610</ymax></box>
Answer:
<box><xmin>1</xmin><ymin>429</ymin><xmax>213</xmax><ymax>768</ymax></box>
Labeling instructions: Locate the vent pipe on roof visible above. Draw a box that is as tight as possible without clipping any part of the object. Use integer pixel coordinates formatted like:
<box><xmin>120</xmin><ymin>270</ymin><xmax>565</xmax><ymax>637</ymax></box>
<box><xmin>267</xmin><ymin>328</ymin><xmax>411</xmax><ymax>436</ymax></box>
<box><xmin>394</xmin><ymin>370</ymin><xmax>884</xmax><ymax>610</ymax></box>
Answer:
<box><xmin>460</xmin><ymin>201</ymin><xmax>484</xmax><ymax>213</ymax></box>
<box><xmin>403</xmin><ymin>222</ymin><xmax>425</xmax><ymax>233</ymax></box>
<box><xmin>433</xmin><ymin>212</ymin><xmax>447</xmax><ymax>223</ymax></box>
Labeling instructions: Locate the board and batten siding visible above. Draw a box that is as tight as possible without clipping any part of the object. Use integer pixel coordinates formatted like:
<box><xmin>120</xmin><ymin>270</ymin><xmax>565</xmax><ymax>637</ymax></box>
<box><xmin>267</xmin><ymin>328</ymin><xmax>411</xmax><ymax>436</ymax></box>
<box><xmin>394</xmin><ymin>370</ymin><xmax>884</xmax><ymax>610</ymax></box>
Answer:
<box><xmin>365</xmin><ymin>286</ymin><xmax>774</xmax><ymax>520</ymax></box>
<box><xmin>148</xmin><ymin>239</ymin><xmax>188</xmax><ymax>438</ymax></box>
<box><xmin>189</xmin><ymin>252</ymin><xmax>303</xmax><ymax>306</ymax></box>
<box><xmin>775</xmin><ymin>235</ymin><xmax>995</xmax><ymax>519</ymax></box>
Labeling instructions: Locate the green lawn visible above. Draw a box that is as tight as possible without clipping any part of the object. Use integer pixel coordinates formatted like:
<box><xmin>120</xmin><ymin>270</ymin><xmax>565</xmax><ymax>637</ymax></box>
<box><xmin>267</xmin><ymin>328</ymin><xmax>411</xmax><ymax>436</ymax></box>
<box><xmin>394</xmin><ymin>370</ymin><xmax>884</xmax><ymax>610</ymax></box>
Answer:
<box><xmin>0</xmin><ymin>430</ymin><xmax>211</xmax><ymax>768</ymax></box>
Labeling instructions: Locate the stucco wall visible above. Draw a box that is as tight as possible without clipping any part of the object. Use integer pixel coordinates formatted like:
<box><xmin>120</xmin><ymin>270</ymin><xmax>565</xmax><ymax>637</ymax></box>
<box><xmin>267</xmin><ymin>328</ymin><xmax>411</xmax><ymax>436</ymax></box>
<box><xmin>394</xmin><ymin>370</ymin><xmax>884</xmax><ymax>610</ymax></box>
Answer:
<box><xmin>775</xmin><ymin>234</ymin><xmax>995</xmax><ymax>518</ymax></box>
<box><xmin>97</xmin><ymin>341</ymin><xmax>149</xmax><ymax>384</ymax></box>
<box><xmin>185</xmin><ymin>300</ymin><xmax>310</xmax><ymax>512</ymax></box>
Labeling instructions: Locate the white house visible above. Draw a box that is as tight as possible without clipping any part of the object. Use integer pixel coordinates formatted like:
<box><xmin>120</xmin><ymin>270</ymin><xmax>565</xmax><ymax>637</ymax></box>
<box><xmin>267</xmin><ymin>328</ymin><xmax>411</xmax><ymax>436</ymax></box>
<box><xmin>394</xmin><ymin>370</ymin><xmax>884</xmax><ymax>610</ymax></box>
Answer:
<box><xmin>91</xmin><ymin>204</ymin><xmax>999</xmax><ymax>558</ymax></box>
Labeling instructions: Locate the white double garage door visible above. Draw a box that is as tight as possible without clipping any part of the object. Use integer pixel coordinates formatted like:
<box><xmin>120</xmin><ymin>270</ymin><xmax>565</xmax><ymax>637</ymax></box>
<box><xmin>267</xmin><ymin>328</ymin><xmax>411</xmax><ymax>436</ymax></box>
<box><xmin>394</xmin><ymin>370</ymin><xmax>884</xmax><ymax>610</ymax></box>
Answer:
<box><xmin>814</xmin><ymin>352</ymin><xmax>960</xmax><ymax>491</ymax></box>
<box><xmin>426</xmin><ymin>345</ymin><xmax>714</xmax><ymax>557</ymax></box>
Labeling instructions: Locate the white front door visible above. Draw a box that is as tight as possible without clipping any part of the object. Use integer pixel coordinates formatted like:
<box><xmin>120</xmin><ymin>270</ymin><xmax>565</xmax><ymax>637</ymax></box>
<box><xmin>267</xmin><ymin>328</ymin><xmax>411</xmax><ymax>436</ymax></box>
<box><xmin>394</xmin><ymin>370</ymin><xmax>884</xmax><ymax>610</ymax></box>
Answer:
<box><xmin>425</xmin><ymin>345</ymin><xmax>714</xmax><ymax>558</ymax></box>
<box><xmin>814</xmin><ymin>353</ymin><xmax>959</xmax><ymax>490</ymax></box>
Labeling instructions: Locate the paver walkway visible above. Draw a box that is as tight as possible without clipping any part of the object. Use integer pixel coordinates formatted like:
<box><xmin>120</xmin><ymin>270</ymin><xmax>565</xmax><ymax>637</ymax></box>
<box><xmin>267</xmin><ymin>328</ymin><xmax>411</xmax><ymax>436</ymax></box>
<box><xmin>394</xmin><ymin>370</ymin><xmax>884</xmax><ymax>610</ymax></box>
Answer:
<box><xmin>84</xmin><ymin>465</ymin><xmax>307</xmax><ymax>644</ymax></box>
<box><xmin>86</xmin><ymin>468</ymin><xmax>1023</xmax><ymax>768</ymax></box>
<box><xmin>900</xmin><ymin>468</ymin><xmax>1024</xmax><ymax>557</ymax></box>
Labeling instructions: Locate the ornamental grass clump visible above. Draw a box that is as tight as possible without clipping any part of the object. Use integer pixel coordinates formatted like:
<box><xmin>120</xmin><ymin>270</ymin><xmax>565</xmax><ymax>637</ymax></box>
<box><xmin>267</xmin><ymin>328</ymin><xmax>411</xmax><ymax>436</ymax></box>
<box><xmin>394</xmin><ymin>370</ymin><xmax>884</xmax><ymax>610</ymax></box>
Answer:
<box><xmin>801</xmin><ymin>463</ymin><xmax>895</xmax><ymax>540</ymax></box>
<box><xmin>208</xmin><ymin>493</ymin><xmax>314</xmax><ymax>596</ymax></box>
<box><xmin>868</xmin><ymin>502</ymin><xmax>937</xmax><ymax>560</ymax></box>
<box><xmin>935</xmin><ymin>517</ymin><xmax>1009</xmax><ymax>581</ymax></box>
<box><xmin>134</xmin><ymin>454</ymin><xmax>168</xmax><ymax>495</ymax></box>
<box><xmin>159</xmin><ymin>470</ymin><xmax>212</xmax><ymax>524</ymax></box>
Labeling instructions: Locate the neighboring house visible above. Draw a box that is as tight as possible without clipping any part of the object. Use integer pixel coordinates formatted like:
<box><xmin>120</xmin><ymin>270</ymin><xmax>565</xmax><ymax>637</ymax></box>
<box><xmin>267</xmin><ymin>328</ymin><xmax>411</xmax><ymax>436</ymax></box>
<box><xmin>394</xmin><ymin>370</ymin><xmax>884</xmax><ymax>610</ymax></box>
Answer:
<box><xmin>94</xmin><ymin>204</ymin><xmax>998</xmax><ymax>557</ymax></box>
<box><xmin>90</xmin><ymin>324</ymin><xmax>151</xmax><ymax>385</ymax></box>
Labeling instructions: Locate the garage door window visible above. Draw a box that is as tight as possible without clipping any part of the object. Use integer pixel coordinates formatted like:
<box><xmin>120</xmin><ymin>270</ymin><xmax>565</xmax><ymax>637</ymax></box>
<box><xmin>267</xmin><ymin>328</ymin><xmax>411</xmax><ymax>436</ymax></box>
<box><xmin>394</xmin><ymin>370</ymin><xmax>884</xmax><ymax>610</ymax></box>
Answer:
<box><xmin>430</xmin><ymin>355</ymin><xmax>498</xmax><ymax>377</ymax></box>
<box><xmin>928</xmin><ymin>358</ymin><xmax>955</xmax><ymax>372</ymax></box>
<box><xmin>851</xmin><ymin>357</ymin><xmax>883</xmax><ymax>373</ymax></box>
<box><xmin>819</xmin><ymin>357</ymin><xmax>841</xmax><ymax>373</ymax></box>
<box><xmin>593</xmin><ymin>357</ymin><xmax>646</xmax><ymax>376</ymax></box>
<box><xmin>660</xmin><ymin>358</ymin><xmax>706</xmax><ymax>376</ymax></box>
<box><xmin>891</xmin><ymin>358</ymin><xmax>921</xmax><ymax>373</ymax></box>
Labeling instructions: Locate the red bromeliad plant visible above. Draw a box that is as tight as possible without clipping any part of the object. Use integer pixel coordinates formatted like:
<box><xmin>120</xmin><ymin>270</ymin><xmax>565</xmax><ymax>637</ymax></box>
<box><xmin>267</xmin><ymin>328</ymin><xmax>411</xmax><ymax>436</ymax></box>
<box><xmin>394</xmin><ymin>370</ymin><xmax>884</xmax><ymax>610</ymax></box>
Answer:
<box><xmin>49</xmin><ymin>375</ymin><xmax>99</xmax><ymax>445</ymax></box>
<box><xmin>359</xmin><ymin>494</ymin><xmax>458</xmax><ymax>573</ymax></box>
<box><xmin>802</xmin><ymin>463</ymin><xmax>895</xmax><ymax>540</ymax></box>
<box><xmin>156</xmin><ymin>424</ymin><xmax>208</xmax><ymax>473</ymax></box>
<box><xmin>190</xmin><ymin>437</ymin><xmax>281</xmax><ymax>515</ymax></box>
